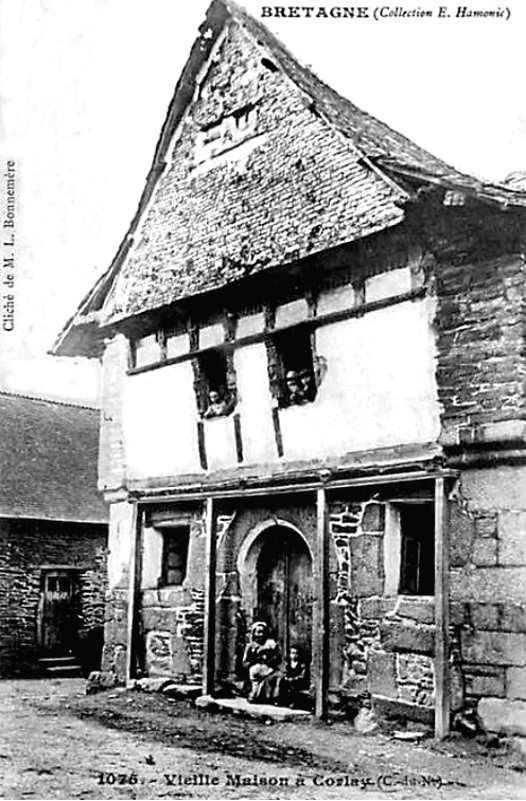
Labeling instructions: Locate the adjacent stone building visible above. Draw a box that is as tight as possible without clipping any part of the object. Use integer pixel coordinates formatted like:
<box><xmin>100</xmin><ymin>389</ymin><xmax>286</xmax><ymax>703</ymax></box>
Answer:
<box><xmin>0</xmin><ymin>391</ymin><xmax>108</xmax><ymax>677</ymax></box>
<box><xmin>53</xmin><ymin>0</ymin><xmax>526</xmax><ymax>738</ymax></box>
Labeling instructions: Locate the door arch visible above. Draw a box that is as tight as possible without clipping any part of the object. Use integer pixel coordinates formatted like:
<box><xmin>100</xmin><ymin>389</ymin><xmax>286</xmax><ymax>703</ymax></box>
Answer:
<box><xmin>239</xmin><ymin>521</ymin><xmax>313</xmax><ymax>662</ymax></box>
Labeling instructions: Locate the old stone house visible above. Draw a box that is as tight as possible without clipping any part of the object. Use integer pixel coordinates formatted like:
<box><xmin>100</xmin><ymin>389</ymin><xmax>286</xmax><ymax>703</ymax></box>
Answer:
<box><xmin>54</xmin><ymin>0</ymin><xmax>526</xmax><ymax>739</ymax></box>
<box><xmin>0</xmin><ymin>391</ymin><xmax>108</xmax><ymax>677</ymax></box>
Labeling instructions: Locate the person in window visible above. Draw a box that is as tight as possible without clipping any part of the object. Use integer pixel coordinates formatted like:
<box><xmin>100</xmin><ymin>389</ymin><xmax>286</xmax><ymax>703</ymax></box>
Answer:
<box><xmin>286</xmin><ymin>369</ymin><xmax>316</xmax><ymax>405</ymax></box>
<box><xmin>279</xmin><ymin>645</ymin><xmax>309</xmax><ymax>708</ymax></box>
<box><xmin>203</xmin><ymin>389</ymin><xmax>230</xmax><ymax>418</ymax></box>
<box><xmin>298</xmin><ymin>369</ymin><xmax>315</xmax><ymax>403</ymax></box>
<box><xmin>242</xmin><ymin>621</ymin><xmax>282</xmax><ymax>703</ymax></box>
<box><xmin>285</xmin><ymin>371</ymin><xmax>303</xmax><ymax>405</ymax></box>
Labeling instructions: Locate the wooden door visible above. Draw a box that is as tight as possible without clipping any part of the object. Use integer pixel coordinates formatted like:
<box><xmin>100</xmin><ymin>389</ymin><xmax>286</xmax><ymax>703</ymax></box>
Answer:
<box><xmin>39</xmin><ymin>570</ymin><xmax>78</xmax><ymax>655</ymax></box>
<box><xmin>256</xmin><ymin>527</ymin><xmax>313</xmax><ymax>661</ymax></box>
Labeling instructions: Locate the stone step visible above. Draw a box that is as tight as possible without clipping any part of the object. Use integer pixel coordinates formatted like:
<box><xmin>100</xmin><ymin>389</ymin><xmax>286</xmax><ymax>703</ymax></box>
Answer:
<box><xmin>38</xmin><ymin>656</ymin><xmax>79</xmax><ymax>665</ymax></box>
<box><xmin>40</xmin><ymin>666</ymin><xmax>83</xmax><ymax>677</ymax></box>
<box><xmin>195</xmin><ymin>695</ymin><xmax>311</xmax><ymax>722</ymax></box>
<box><xmin>38</xmin><ymin>657</ymin><xmax>83</xmax><ymax>677</ymax></box>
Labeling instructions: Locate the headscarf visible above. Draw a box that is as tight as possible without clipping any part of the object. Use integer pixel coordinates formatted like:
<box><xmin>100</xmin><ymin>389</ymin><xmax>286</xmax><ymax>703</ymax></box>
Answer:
<box><xmin>251</xmin><ymin>621</ymin><xmax>268</xmax><ymax>638</ymax></box>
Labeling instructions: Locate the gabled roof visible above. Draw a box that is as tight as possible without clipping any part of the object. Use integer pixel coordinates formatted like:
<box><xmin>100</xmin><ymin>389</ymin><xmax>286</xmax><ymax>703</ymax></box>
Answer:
<box><xmin>52</xmin><ymin>0</ymin><xmax>526</xmax><ymax>357</ymax></box>
<box><xmin>0</xmin><ymin>391</ymin><xmax>107</xmax><ymax>524</ymax></box>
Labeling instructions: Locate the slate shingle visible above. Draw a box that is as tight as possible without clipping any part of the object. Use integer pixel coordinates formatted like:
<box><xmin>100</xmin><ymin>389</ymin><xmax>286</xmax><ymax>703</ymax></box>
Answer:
<box><xmin>0</xmin><ymin>392</ymin><xmax>107</xmax><ymax>523</ymax></box>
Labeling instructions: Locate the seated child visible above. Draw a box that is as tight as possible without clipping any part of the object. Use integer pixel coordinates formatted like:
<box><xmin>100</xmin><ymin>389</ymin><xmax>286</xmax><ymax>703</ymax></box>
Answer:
<box><xmin>279</xmin><ymin>645</ymin><xmax>309</xmax><ymax>708</ymax></box>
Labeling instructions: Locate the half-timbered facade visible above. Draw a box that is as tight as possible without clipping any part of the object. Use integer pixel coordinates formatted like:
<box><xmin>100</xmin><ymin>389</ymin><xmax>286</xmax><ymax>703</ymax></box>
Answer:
<box><xmin>54</xmin><ymin>0</ymin><xmax>526</xmax><ymax>739</ymax></box>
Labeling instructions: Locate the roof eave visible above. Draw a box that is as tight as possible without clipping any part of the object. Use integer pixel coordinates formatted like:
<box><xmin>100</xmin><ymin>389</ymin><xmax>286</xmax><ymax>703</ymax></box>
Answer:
<box><xmin>52</xmin><ymin>0</ymin><xmax>231</xmax><ymax>358</ymax></box>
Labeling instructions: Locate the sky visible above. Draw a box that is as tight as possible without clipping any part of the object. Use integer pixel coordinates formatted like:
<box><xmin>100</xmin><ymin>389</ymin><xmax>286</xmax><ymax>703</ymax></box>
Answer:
<box><xmin>1</xmin><ymin>0</ymin><xmax>525</xmax><ymax>405</ymax></box>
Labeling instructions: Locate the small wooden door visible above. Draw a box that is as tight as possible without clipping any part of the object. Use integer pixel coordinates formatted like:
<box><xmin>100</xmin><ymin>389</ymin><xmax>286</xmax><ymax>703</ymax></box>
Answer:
<box><xmin>256</xmin><ymin>527</ymin><xmax>313</xmax><ymax>661</ymax></box>
<box><xmin>38</xmin><ymin>570</ymin><xmax>78</xmax><ymax>655</ymax></box>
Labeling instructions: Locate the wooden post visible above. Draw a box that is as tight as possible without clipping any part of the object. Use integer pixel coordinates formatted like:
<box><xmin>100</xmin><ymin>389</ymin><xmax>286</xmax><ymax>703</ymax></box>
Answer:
<box><xmin>125</xmin><ymin>503</ymin><xmax>143</xmax><ymax>684</ymax></box>
<box><xmin>202</xmin><ymin>497</ymin><xmax>216</xmax><ymax>697</ymax></box>
<box><xmin>434</xmin><ymin>476</ymin><xmax>450</xmax><ymax>739</ymax></box>
<box><xmin>314</xmin><ymin>487</ymin><xmax>329</xmax><ymax>719</ymax></box>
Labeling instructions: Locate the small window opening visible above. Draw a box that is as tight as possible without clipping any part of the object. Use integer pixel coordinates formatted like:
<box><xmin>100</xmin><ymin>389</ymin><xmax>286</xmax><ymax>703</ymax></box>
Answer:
<box><xmin>272</xmin><ymin>326</ymin><xmax>317</xmax><ymax>407</ymax></box>
<box><xmin>196</xmin><ymin>105</ymin><xmax>257</xmax><ymax>164</ymax></box>
<box><xmin>399</xmin><ymin>505</ymin><xmax>434</xmax><ymax>595</ymax></box>
<box><xmin>198</xmin><ymin>348</ymin><xmax>235</xmax><ymax>418</ymax></box>
<box><xmin>160</xmin><ymin>528</ymin><xmax>190</xmax><ymax>587</ymax></box>
<box><xmin>261</xmin><ymin>57</ymin><xmax>279</xmax><ymax>73</ymax></box>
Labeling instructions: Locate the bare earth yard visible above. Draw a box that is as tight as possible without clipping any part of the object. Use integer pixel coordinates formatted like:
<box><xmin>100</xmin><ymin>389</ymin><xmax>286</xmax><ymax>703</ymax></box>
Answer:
<box><xmin>0</xmin><ymin>679</ymin><xmax>525</xmax><ymax>800</ymax></box>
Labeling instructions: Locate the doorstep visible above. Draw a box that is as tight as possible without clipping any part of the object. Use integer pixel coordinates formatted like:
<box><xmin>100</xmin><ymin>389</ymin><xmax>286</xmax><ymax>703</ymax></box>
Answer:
<box><xmin>195</xmin><ymin>694</ymin><xmax>311</xmax><ymax>722</ymax></box>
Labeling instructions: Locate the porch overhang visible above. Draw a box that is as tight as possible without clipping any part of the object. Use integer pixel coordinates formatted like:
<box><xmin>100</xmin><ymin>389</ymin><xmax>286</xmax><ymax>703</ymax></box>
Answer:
<box><xmin>124</xmin><ymin>449</ymin><xmax>456</xmax><ymax>738</ymax></box>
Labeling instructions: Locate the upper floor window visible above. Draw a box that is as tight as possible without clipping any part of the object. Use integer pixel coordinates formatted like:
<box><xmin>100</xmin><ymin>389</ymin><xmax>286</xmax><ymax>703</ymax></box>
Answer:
<box><xmin>399</xmin><ymin>504</ymin><xmax>434</xmax><ymax>595</ymax></box>
<box><xmin>195</xmin><ymin>347</ymin><xmax>236</xmax><ymax>419</ymax></box>
<box><xmin>268</xmin><ymin>326</ymin><xmax>317</xmax><ymax>408</ymax></box>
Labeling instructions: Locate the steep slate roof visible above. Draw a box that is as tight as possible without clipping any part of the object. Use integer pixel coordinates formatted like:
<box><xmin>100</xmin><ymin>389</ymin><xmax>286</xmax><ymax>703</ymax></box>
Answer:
<box><xmin>0</xmin><ymin>391</ymin><xmax>107</xmax><ymax>524</ymax></box>
<box><xmin>52</xmin><ymin>0</ymin><xmax>526</xmax><ymax>357</ymax></box>
<box><xmin>226</xmin><ymin>2</ymin><xmax>521</xmax><ymax>202</ymax></box>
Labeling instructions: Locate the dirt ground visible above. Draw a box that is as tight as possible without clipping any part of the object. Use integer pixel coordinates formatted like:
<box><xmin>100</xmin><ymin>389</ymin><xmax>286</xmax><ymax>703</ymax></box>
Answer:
<box><xmin>0</xmin><ymin>679</ymin><xmax>525</xmax><ymax>801</ymax></box>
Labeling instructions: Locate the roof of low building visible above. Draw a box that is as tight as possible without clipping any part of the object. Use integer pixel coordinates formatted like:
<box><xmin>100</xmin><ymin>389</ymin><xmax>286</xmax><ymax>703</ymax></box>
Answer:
<box><xmin>0</xmin><ymin>391</ymin><xmax>107</xmax><ymax>524</ymax></box>
<box><xmin>52</xmin><ymin>0</ymin><xmax>526</xmax><ymax>357</ymax></box>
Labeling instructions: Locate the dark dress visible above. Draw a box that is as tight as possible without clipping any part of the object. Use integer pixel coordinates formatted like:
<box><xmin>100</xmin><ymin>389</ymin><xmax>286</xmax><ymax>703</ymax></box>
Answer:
<box><xmin>279</xmin><ymin>658</ymin><xmax>309</xmax><ymax>707</ymax></box>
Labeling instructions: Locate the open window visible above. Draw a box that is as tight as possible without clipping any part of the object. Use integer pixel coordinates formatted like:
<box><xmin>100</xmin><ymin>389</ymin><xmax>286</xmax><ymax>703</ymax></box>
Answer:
<box><xmin>269</xmin><ymin>326</ymin><xmax>317</xmax><ymax>408</ymax></box>
<box><xmin>160</xmin><ymin>527</ymin><xmax>190</xmax><ymax>587</ymax></box>
<box><xmin>195</xmin><ymin>348</ymin><xmax>236</xmax><ymax>418</ymax></box>
<box><xmin>398</xmin><ymin>504</ymin><xmax>434</xmax><ymax>595</ymax></box>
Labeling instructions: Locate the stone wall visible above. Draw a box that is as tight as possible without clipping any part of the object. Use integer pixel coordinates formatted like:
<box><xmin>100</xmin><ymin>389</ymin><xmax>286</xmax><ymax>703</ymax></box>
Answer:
<box><xmin>215</xmin><ymin>501</ymin><xmax>317</xmax><ymax>684</ymax></box>
<box><xmin>427</xmin><ymin>206</ymin><xmax>526</xmax><ymax>447</ymax></box>
<box><xmin>100</xmin><ymin>498</ymin><xmax>135</xmax><ymax>681</ymax></box>
<box><xmin>139</xmin><ymin>510</ymin><xmax>207</xmax><ymax>684</ymax></box>
<box><xmin>0</xmin><ymin>517</ymin><xmax>107</xmax><ymax>677</ymax></box>
<box><xmin>328</xmin><ymin>497</ymin><xmax>436</xmax><ymax>720</ymax></box>
<box><xmin>449</xmin><ymin>468</ymin><xmax>526</xmax><ymax>736</ymax></box>
<box><xmin>102</xmin><ymin>480</ymin><xmax>526</xmax><ymax>739</ymax></box>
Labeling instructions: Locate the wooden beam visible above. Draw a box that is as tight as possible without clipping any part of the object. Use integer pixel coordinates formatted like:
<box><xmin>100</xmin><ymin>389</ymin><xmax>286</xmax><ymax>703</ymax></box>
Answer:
<box><xmin>434</xmin><ymin>476</ymin><xmax>450</xmax><ymax>739</ymax></box>
<box><xmin>233</xmin><ymin>412</ymin><xmax>244</xmax><ymax>463</ymax></box>
<box><xmin>202</xmin><ymin>497</ymin><xmax>216</xmax><ymax>696</ymax></box>
<box><xmin>126</xmin><ymin>288</ymin><xmax>426</xmax><ymax>377</ymax></box>
<box><xmin>197</xmin><ymin>421</ymin><xmax>208</xmax><ymax>470</ymax></box>
<box><xmin>314</xmin><ymin>487</ymin><xmax>329</xmax><ymax>719</ymax></box>
<box><xmin>132</xmin><ymin>468</ymin><xmax>458</xmax><ymax>506</ymax></box>
<box><xmin>125</xmin><ymin>503</ymin><xmax>143</xmax><ymax>684</ymax></box>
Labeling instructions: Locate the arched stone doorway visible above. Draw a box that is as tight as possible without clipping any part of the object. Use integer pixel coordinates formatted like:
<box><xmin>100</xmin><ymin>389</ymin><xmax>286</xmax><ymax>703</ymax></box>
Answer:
<box><xmin>238</xmin><ymin>521</ymin><xmax>313</xmax><ymax>662</ymax></box>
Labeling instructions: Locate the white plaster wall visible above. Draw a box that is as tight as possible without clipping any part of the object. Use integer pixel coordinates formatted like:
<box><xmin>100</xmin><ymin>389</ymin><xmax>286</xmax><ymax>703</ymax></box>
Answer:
<box><xmin>317</xmin><ymin>284</ymin><xmax>356</xmax><ymax>316</ymax></box>
<box><xmin>118</xmin><ymin>297</ymin><xmax>439</xmax><ymax>481</ymax></box>
<box><xmin>235</xmin><ymin>343</ymin><xmax>277</xmax><ymax>463</ymax></box>
<box><xmin>365</xmin><ymin>266</ymin><xmax>412</xmax><ymax>303</ymax></box>
<box><xmin>205</xmin><ymin>415</ymin><xmax>237</xmax><ymax>470</ymax></box>
<box><xmin>281</xmin><ymin>297</ymin><xmax>440</xmax><ymax>460</ymax></box>
<box><xmin>236</xmin><ymin>312</ymin><xmax>265</xmax><ymax>339</ymax></box>
<box><xmin>122</xmin><ymin>361</ymin><xmax>201</xmax><ymax>479</ymax></box>
<box><xmin>200</xmin><ymin>322</ymin><xmax>224</xmax><ymax>349</ymax></box>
